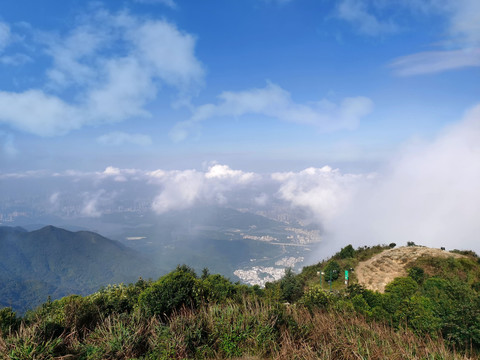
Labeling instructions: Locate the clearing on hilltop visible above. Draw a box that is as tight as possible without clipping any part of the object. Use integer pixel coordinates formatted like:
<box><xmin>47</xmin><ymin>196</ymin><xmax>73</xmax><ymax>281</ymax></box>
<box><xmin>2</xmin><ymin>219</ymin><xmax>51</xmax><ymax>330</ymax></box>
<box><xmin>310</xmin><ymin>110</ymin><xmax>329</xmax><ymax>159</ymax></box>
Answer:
<box><xmin>355</xmin><ymin>246</ymin><xmax>466</xmax><ymax>292</ymax></box>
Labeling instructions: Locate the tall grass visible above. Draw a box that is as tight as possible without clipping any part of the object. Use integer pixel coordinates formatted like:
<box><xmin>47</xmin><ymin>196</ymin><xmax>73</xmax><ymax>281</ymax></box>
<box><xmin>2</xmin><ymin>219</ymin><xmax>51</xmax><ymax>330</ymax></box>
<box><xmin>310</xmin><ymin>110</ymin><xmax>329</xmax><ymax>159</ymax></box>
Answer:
<box><xmin>0</xmin><ymin>298</ymin><xmax>473</xmax><ymax>359</ymax></box>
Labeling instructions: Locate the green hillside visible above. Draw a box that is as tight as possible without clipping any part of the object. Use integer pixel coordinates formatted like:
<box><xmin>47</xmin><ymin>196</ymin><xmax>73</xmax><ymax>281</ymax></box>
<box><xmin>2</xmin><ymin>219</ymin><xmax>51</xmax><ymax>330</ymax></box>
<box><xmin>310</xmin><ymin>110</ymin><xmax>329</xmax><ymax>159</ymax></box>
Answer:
<box><xmin>0</xmin><ymin>226</ymin><xmax>161</xmax><ymax>313</ymax></box>
<box><xmin>1</xmin><ymin>243</ymin><xmax>480</xmax><ymax>359</ymax></box>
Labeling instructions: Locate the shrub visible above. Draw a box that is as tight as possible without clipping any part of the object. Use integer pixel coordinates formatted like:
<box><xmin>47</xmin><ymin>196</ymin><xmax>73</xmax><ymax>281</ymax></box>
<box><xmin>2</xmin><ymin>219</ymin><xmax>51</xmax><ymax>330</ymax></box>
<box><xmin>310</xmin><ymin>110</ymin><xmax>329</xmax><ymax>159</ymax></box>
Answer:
<box><xmin>279</xmin><ymin>268</ymin><xmax>304</xmax><ymax>303</ymax></box>
<box><xmin>138</xmin><ymin>267</ymin><xmax>197</xmax><ymax>318</ymax></box>
<box><xmin>300</xmin><ymin>286</ymin><xmax>333</xmax><ymax>311</ymax></box>
<box><xmin>385</xmin><ymin>277</ymin><xmax>418</xmax><ymax>300</ymax></box>
<box><xmin>408</xmin><ymin>266</ymin><xmax>425</xmax><ymax>285</ymax></box>
<box><xmin>337</xmin><ymin>244</ymin><xmax>355</xmax><ymax>259</ymax></box>
<box><xmin>0</xmin><ymin>308</ymin><xmax>19</xmax><ymax>336</ymax></box>
<box><xmin>352</xmin><ymin>294</ymin><xmax>371</xmax><ymax>316</ymax></box>
<box><xmin>199</xmin><ymin>274</ymin><xmax>236</xmax><ymax>302</ymax></box>
<box><xmin>395</xmin><ymin>295</ymin><xmax>441</xmax><ymax>336</ymax></box>
<box><xmin>323</xmin><ymin>261</ymin><xmax>341</xmax><ymax>282</ymax></box>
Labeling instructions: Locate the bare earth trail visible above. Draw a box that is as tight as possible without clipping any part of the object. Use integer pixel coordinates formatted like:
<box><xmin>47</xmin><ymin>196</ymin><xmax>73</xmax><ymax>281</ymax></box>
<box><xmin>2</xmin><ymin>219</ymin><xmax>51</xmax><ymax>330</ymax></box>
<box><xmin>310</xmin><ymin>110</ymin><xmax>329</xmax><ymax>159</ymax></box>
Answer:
<box><xmin>355</xmin><ymin>246</ymin><xmax>465</xmax><ymax>292</ymax></box>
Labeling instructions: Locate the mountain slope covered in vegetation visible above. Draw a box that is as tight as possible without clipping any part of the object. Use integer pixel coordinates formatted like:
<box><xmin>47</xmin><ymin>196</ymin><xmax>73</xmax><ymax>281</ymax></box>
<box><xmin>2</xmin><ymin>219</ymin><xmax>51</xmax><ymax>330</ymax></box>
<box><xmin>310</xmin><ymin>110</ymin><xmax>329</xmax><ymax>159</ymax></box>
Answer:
<box><xmin>0</xmin><ymin>226</ymin><xmax>161</xmax><ymax>313</ymax></box>
<box><xmin>2</xmin><ymin>242</ymin><xmax>480</xmax><ymax>359</ymax></box>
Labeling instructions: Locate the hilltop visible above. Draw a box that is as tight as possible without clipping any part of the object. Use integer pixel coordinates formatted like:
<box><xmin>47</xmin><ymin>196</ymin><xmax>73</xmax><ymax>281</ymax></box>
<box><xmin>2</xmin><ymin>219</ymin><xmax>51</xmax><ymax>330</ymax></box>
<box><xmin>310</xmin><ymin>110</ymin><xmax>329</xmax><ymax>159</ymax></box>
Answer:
<box><xmin>356</xmin><ymin>246</ymin><xmax>466</xmax><ymax>292</ymax></box>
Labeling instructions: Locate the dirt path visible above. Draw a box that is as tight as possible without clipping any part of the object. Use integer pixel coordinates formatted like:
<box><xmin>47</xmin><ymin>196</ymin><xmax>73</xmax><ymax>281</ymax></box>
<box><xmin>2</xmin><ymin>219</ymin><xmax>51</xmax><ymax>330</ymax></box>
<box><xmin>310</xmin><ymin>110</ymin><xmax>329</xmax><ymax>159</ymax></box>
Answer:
<box><xmin>355</xmin><ymin>246</ymin><xmax>465</xmax><ymax>293</ymax></box>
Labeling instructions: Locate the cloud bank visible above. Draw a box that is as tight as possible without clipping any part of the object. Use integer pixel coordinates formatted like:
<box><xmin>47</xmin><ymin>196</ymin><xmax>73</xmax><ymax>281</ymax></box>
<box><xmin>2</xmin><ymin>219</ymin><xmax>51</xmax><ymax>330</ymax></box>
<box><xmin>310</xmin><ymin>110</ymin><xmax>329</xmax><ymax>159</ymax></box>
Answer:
<box><xmin>2</xmin><ymin>103</ymin><xmax>479</xmax><ymax>251</ymax></box>
<box><xmin>328</xmin><ymin>103</ymin><xmax>480</xmax><ymax>250</ymax></box>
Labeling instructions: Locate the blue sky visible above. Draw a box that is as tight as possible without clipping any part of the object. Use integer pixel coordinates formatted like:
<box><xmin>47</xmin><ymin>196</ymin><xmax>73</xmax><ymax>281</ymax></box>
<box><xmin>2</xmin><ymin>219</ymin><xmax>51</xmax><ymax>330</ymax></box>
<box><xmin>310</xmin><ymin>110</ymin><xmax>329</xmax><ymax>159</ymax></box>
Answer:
<box><xmin>0</xmin><ymin>0</ymin><xmax>479</xmax><ymax>174</ymax></box>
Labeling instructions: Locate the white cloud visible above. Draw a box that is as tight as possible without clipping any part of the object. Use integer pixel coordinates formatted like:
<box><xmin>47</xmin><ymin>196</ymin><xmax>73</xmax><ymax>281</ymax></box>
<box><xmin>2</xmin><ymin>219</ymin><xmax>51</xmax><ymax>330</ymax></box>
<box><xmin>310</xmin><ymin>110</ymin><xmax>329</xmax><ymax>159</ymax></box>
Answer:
<box><xmin>2</xmin><ymin>98</ymin><xmax>480</xmax><ymax>253</ymax></box>
<box><xmin>0</xmin><ymin>22</ymin><xmax>11</xmax><ymax>52</ymax></box>
<box><xmin>97</xmin><ymin>131</ymin><xmax>153</xmax><ymax>147</ymax></box>
<box><xmin>0</xmin><ymin>53</ymin><xmax>32</xmax><ymax>66</ymax></box>
<box><xmin>447</xmin><ymin>0</ymin><xmax>480</xmax><ymax>47</ymax></box>
<box><xmin>390</xmin><ymin>48</ymin><xmax>480</xmax><ymax>75</ymax></box>
<box><xmin>81</xmin><ymin>190</ymin><xmax>106</xmax><ymax>217</ymax></box>
<box><xmin>205</xmin><ymin>164</ymin><xmax>254</xmax><ymax>183</ymax></box>
<box><xmin>171</xmin><ymin>82</ymin><xmax>373</xmax><ymax>141</ymax></box>
<box><xmin>0</xmin><ymin>10</ymin><xmax>203</xmax><ymax>136</ymax></box>
<box><xmin>328</xmin><ymin>102</ymin><xmax>480</xmax><ymax>250</ymax></box>
<box><xmin>272</xmin><ymin>166</ymin><xmax>368</xmax><ymax>225</ymax></box>
<box><xmin>151</xmin><ymin>164</ymin><xmax>257</xmax><ymax>213</ymax></box>
<box><xmin>151</xmin><ymin>169</ymin><xmax>205</xmax><ymax>213</ymax></box>
<box><xmin>336</xmin><ymin>0</ymin><xmax>398</xmax><ymax>36</ymax></box>
<box><xmin>128</xmin><ymin>20</ymin><xmax>203</xmax><ymax>89</ymax></box>
<box><xmin>49</xmin><ymin>192</ymin><xmax>60</xmax><ymax>204</ymax></box>
<box><xmin>133</xmin><ymin>0</ymin><xmax>177</xmax><ymax>8</ymax></box>
<box><xmin>0</xmin><ymin>90</ymin><xmax>81</xmax><ymax>136</ymax></box>
<box><xmin>333</xmin><ymin>0</ymin><xmax>480</xmax><ymax>74</ymax></box>
<box><xmin>100</xmin><ymin>166</ymin><xmax>141</xmax><ymax>182</ymax></box>
<box><xmin>394</xmin><ymin>0</ymin><xmax>480</xmax><ymax>74</ymax></box>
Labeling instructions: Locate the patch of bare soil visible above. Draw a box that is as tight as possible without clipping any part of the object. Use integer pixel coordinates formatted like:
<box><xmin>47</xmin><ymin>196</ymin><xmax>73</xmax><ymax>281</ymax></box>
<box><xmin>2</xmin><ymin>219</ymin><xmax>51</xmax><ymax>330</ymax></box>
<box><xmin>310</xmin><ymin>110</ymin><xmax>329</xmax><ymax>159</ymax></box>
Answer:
<box><xmin>355</xmin><ymin>246</ymin><xmax>465</xmax><ymax>293</ymax></box>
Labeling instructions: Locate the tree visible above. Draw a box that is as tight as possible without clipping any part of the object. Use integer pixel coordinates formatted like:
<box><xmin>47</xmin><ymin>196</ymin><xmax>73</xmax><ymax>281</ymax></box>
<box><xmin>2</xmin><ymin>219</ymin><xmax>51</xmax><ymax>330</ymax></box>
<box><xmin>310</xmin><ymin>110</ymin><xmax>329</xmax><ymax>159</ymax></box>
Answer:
<box><xmin>338</xmin><ymin>244</ymin><xmax>355</xmax><ymax>259</ymax></box>
<box><xmin>280</xmin><ymin>268</ymin><xmax>304</xmax><ymax>303</ymax></box>
<box><xmin>138</xmin><ymin>267</ymin><xmax>197</xmax><ymax>318</ymax></box>
<box><xmin>323</xmin><ymin>261</ymin><xmax>341</xmax><ymax>282</ymax></box>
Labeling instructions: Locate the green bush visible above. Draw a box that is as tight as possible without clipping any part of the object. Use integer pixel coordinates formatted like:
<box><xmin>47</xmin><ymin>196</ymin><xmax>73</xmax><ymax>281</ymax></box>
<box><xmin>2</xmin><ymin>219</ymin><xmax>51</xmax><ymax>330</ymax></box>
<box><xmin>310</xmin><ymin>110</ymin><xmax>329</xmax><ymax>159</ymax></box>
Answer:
<box><xmin>300</xmin><ymin>285</ymin><xmax>332</xmax><ymax>311</ymax></box>
<box><xmin>408</xmin><ymin>266</ymin><xmax>425</xmax><ymax>285</ymax></box>
<box><xmin>323</xmin><ymin>261</ymin><xmax>341</xmax><ymax>282</ymax></box>
<box><xmin>138</xmin><ymin>266</ymin><xmax>197</xmax><ymax>318</ymax></box>
<box><xmin>199</xmin><ymin>274</ymin><xmax>236</xmax><ymax>302</ymax></box>
<box><xmin>352</xmin><ymin>294</ymin><xmax>371</xmax><ymax>315</ymax></box>
<box><xmin>337</xmin><ymin>244</ymin><xmax>355</xmax><ymax>259</ymax></box>
<box><xmin>279</xmin><ymin>268</ymin><xmax>304</xmax><ymax>303</ymax></box>
<box><xmin>395</xmin><ymin>295</ymin><xmax>441</xmax><ymax>336</ymax></box>
<box><xmin>385</xmin><ymin>277</ymin><xmax>418</xmax><ymax>300</ymax></box>
<box><xmin>0</xmin><ymin>308</ymin><xmax>19</xmax><ymax>336</ymax></box>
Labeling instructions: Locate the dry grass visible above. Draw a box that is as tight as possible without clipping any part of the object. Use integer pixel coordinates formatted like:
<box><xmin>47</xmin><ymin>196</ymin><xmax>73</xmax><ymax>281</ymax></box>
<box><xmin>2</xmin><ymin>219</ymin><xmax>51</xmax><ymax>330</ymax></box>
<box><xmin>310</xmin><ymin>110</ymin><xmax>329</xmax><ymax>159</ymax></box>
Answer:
<box><xmin>356</xmin><ymin>246</ymin><xmax>466</xmax><ymax>292</ymax></box>
<box><xmin>0</xmin><ymin>301</ymin><xmax>474</xmax><ymax>359</ymax></box>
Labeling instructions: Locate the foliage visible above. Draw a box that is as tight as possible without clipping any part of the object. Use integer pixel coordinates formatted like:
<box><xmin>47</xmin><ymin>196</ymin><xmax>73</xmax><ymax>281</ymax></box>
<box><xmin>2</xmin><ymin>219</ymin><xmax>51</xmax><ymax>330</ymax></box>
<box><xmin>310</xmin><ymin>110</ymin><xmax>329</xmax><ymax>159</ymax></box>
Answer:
<box><xmin>408</xmin><ymin>266</ymin><xmax>425</xmax><ymax>284</ymax></box>
<box><xmin>138</xmin><ymin>266</ymin><xmax>198</xmax><ymax>318</ymax></box>
<box><xmin>198</xmin><ymin>274</ymin><xmax>237</xmax><ymax>302</ymax></box>
<box><xmin>300</xmin><ymin>286</ymin><xmax>333</xmax><ymax>311</ymax></box>
<box><xmin>2</xmin><ymin>244</ymin><xmax>480</xmax><ymax>359</ymax></box>
<box><xmin>279</xmin><ymin>268</ymin><xmax>304</xmax><ymax>303</ymax></box>
<box><xmin>337</xmin><ymin>244</ymin><xmax>355</xmax><ymax>259</ymax></box>
<box><xmin>0</xmin><ymin>226</ymin><xmax>161</xmax><ymax>314</ymax></box>
<box><xmin>323</xmin><ymin>261</ymin><xmax>341</xmax><ymax>282</ymax></box>
<box><xmin>0</xmin><ymin>308</ymin><xmax>19</xmax><ymax>336</ymax></box>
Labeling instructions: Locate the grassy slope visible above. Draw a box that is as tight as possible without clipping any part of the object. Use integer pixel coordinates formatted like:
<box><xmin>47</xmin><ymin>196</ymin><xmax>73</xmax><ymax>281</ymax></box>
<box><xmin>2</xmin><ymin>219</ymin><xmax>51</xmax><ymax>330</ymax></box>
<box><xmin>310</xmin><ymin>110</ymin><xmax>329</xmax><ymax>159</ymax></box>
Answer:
<box><xmin>1</xmin><ymin>243</ymin><xmax>480</xmax><ymax>359</ymax></box>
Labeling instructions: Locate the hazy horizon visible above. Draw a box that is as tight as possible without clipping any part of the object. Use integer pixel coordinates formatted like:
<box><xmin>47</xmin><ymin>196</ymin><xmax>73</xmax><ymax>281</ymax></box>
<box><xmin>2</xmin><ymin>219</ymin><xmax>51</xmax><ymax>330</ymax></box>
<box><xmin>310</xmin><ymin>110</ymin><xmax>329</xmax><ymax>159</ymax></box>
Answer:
<box><xmin>1</xmin><ymin>0</ymin><xmax>480</xmax><ymax>254</ymax></box>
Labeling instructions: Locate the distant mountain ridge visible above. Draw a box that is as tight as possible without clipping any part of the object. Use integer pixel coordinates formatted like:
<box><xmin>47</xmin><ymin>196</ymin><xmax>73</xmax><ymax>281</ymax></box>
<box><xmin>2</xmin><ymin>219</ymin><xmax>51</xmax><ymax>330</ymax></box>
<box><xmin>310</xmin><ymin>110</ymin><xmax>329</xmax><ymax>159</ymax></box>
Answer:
<box><xmin>0</xmin><ymin>225</ymin><xmax>161</xmax><ymax>313</ymax></box>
